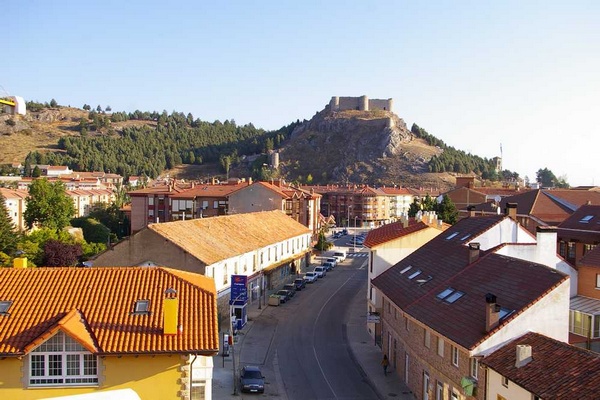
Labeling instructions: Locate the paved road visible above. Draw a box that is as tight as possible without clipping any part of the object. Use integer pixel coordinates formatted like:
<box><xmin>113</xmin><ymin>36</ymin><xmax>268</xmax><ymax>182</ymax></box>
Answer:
<box><xmin>271</xmin><ymin>257</ymin><xmax>378</xmax><ymax>399</ymax></box>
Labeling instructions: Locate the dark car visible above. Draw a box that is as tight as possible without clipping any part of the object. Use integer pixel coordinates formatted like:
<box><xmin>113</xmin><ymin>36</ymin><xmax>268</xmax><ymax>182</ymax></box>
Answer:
<box><xmin>283</xmin><ymin>284</ymin><xmax>297</xmax><ymax>297</ymax></box>
<box><xmin>240</xmin><ymin>365</ymin><xmax>265</xmax><ymax>393</ymax></box>
<box><xmin>275</xmin><ymin>289</ymin><xmax>292</xmax><ymax>303</ymax></box>
<box><xmin>293</xmin><ymin>278</ymin><xmax>306</xmax><ymax>290</ymax></box>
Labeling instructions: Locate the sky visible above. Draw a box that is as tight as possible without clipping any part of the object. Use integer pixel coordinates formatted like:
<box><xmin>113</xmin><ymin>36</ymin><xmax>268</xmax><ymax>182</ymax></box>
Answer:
<box><xmin>5</xmin><ymin>1</ymin><xmax>600</xmax><ymax>186</ymax></box>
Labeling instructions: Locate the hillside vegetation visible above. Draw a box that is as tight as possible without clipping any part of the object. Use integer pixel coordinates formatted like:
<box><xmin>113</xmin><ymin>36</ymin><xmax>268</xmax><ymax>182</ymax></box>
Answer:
<box><xmin>1</xmin><ymin>100</ymin><xmax>514</xmax><ymax>188</ymax></box>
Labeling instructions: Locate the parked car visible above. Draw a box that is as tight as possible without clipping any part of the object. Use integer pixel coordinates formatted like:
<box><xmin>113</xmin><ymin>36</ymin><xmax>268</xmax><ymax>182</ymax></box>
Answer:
<box><xmin>240</xmin><ymin>365</ymin><xmax>265</xmax><ymax>393</ymax></box>
<box><xmin>323</xmin><ymin>261</ymin><xmax>335</xmax><ymax>271</ymax></box>
<box><xmin>325</xmin><ymin>257</ymin><xmax>337</xmax><ymax>266</ymax></box>
<box><xmin>275</xmin><ymin>289</ymin><xmax>292</xmax><ymax>303</ymax></box>
<box><xmin>342</xmin><ymin>229</ymin><xmax>348</xmax><ymax>235</ymax></box>
<box><xmin>333</xmin><ymin>251</ymin><xmax>347</xmax><ymax>261</ymax></box>
<box><xmin>294</xmin><ymin>278</ymin><xmax>306</xmax><ymax>290</ymax></box>
<box><xmin>314</xmin><ymin>266</ymin><xmax>327</xmax><ymax>278</ymax></box>
<box><xmin>303</xmin><ymin>272</ymin><xmax>317</xmax><ymax>283</ymax></box>
<box><xmin>283</xmin><ymin>284</ymin><xmax>297</xmax><ymax>297</ymax></box>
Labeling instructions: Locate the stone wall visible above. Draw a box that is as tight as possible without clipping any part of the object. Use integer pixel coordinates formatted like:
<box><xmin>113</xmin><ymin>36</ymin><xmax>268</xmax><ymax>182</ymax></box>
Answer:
<box><xmin>329</xmin><ymin>96</ymin><xmax>393</xmax><ymax>112</ymax></box>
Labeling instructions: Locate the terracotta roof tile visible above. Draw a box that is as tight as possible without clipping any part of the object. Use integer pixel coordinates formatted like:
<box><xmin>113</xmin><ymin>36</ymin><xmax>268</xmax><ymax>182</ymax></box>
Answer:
<box><xmin>481</xmin><ymin>332</ymin><xmax>600</xmax><ymax>399</ymax></box>
<box><xmin>0</xmin><ymin>267</ymin><xmax>219</xmax><ymax>356</ymax></box>
<box><xmin>149</xmin><ymin>210</ymin><xmax>311</xmax><ymax>265</ymax></box>
<box><xmin>364</xmin><ymin>219</ymin><xmax>431</xmax><ymax>248</ymax></box>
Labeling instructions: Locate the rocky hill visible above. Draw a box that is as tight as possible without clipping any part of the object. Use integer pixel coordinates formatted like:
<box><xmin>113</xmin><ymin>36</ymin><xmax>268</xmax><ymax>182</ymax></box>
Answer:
<box><xmin>278</xmin><ymin>107</ymin><xmax>454</xmax><ymax>190</ymax></box>
<box><xmin>0</xmin><ymin>105</ymin><xmax>455</xmax><ymax>190</ymax></box>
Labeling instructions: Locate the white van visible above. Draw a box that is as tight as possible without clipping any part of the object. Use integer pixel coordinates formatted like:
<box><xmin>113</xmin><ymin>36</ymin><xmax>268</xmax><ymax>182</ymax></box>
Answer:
<box><xmin>333</xmin><ymin>250</ymin><xmax>347</xmax><ymax>262</ymax></box>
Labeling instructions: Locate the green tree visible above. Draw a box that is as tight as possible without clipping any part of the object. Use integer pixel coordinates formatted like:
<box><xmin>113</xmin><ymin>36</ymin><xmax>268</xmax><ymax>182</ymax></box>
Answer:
<box><xmin>32</xmin><ymin>165</ymin><xmax>42</xmax><ymax>178</ymax></box>
<box><xmin>220</xmin><ymin>155</ymin><xmax>231</xmax><ymax>179</ymax></box>
<box><xmin>106</xmin><ymin>105</ymin><xmax>112</xmax><ymax>112</ymax></box>
<box><xmin>314</xmin><ymin>229</ymin><xmax>332</xmax><ymax>251</ymax></box>
<box><xmin>435</xmin><ymin>195</ymin><xmax>458</xmax><ymax>224</ymax></box>
<box><xmin>0</xmin><ymin>193</ymin><xmax>19</xmax><ymax>255</ymax></box>
<box><xmin>536</xmin><ymin>168</ymin><xmax>565</xmax><ymax>188</ymax></box>
<box><xmin>24</xmin><ymin>179</ymin><xmax>76</xmax><ymax>231</ymax></box>
<box><xmin>83</xmin><ymin>104</ymin><xmax>91</xmax><ymax>111</ymax></box>
<box><xmin>70</xmin><ymin>217</ymin><xmax>110</xmax><ymax>244</ymax></box>
<box><xmin>96</xmin><ymin>105</ymin><xmax>102</xmax><ymax>112</ymax></box>
<box><xmin>50</xmin><ymin>98</ymin><xmax>58</xmax><ymax>107</ymax></box>
<box><xmin>306</xmin><ymin>174</ymin><xmax>313</xmax><ymax>184</ymax></box>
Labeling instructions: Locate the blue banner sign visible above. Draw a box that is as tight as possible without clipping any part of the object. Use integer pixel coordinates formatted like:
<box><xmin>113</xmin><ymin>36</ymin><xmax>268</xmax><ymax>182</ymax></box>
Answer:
<box><xmin>230</xmin><ymin>275</ymin><xmax>248</xmax><ymax>305</ymax></box>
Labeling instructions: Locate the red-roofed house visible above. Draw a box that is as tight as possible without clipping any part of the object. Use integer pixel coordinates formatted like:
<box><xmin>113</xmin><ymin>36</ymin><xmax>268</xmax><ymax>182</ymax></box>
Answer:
<box><xmin>228</xmin><ymin>180</ymin><xmax>321</xmax><ymax>240</ymax></box>
<box><xmin>482</xmin><ymin>332</ymin><xmax>600</xmax><ymax>399</ymax></box>
<box><xmin>364</xmin><ymin>212</ymin><xmax>449</xmax><ymax>344</ymax></box>
<box><xmin>371</xmin><ymin>207</ymin><xmax>573</xmax><ymax>400</ymax></box>
<box><xmin>556</xmin><ymin>204</ymin><xmax>600</xmax><ymax>266</ymax></box>
<box><xmin>0</xmin><ymin>266</ymin><xmax>219</xmax><ymax>399</ymax></box>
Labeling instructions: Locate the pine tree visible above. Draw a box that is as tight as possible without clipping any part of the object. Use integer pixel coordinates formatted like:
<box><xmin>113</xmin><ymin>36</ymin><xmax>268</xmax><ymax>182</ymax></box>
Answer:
<box><xmin>0</xmin><ymin>193</ymin><xmax>19</xmax><ymax>256</ymax></box>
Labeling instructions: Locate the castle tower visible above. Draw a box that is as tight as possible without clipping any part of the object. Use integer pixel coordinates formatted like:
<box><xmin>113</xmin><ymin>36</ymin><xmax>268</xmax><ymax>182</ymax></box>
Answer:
<box><xmin>330</xmin><ymin>96</ymin><xmax>340</xmax><ymax>111</ymax></box>
<box><xmin>359</xmin><ymin>95</ymin><xmax>368</xmax><ymax>111</ymax></box>
<box><xmin>386</xmin><ymin>98</ymin><xmax>394</xmax><ymax>113</ymax></box>
<box><xmin>270</xmin><ymin>151</ymin><xmax>280</xmax><ymax>169</ymax></box>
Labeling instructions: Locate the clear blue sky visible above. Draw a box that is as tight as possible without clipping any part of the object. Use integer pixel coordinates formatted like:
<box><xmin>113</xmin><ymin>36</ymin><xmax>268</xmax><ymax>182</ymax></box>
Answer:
<box><xmin>5</xmin><ymin>1</ymin><xmax>600</xmax><ymax>186</ymax></box>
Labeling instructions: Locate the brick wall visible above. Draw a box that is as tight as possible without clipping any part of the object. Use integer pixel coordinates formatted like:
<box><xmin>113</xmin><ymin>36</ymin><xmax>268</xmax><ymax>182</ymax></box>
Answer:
<box><xmin>381</xmin><ymin>297</ymin><xmax>484</xmax><ymax>400</ymax></box>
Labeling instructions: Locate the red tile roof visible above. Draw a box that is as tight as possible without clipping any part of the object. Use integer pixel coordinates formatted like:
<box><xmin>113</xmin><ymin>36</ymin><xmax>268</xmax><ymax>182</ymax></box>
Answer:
<box><xmin>372</xmin><ymin>215</ymin><xmax>568</xmax><ymax>349</ymax></box>
<box><xmin>364</xmin><ymin>219</ymin><xmax>431</xmax><ymax>248</ymax></box>
<box><xmin>471</xmin><ymin>189</ymin><xmax>600</xmax><ymax>224</ymax></box>
<box><xmin>0</xmin><ymin>267</ymin><xmax>219</xmax><ymax>356</ymax></box>
<box><xmin>481</xmin><ymin>332</ymin><xmax>600</xmax><ymax>399</ymax></box>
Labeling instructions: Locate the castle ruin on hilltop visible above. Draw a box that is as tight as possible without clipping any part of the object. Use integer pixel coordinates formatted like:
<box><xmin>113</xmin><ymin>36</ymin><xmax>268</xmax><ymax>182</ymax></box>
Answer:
<box><xmin>329</xmin><ymin>95</ymin><xmax>393</xmax><ymax>113</ymax></box>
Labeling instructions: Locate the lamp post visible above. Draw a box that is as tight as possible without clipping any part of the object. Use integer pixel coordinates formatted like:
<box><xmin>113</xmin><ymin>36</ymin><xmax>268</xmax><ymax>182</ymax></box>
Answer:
<box><xmin>347</xmin><ymin>206</ymin><xmax>351</xmax><ymax>229</ymax></box>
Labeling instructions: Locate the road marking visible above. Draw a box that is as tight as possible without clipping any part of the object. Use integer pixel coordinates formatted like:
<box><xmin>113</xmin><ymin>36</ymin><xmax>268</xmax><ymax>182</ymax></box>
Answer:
<box><xmin>311</xmin><ymin>271</ymin><xmax>360</xmax><ymax>399</ymax></box>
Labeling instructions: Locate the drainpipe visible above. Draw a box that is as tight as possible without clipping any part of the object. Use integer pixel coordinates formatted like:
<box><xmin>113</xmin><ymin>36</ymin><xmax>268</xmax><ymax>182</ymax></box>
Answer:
<box><xmin>189</xmin><ymin>354</ymin><xmax>197</xmax><ymax>400</ymax></box>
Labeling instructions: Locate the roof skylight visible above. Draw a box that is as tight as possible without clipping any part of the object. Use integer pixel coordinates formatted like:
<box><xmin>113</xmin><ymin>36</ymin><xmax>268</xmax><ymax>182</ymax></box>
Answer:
<box><xmin>460</xmin><ymin>234</ymin><xmax>471</xmax><ymax>241</ymax></box>
<box><xmin>133</xmin><ymin>300</ymin><xmax>150</xmax><ymax>314</ymax></box>
<box><xmin>436</xmin><ymin>288</ymin><xmax>454</xmax><ymax>300</ymax></box>
<box><xmin>436</xmin><ymin>288</ymin><xmax>465</xmax><ymax>303</ymax></box>
<box><xmin>499</xmin><ymin>307</ymin><xmax>514</xmax><ymax>320</ymax></box>
<box><xmin>400</xmin><ymin>266</ymin><xmax>413</xmax><ymax>274</ymax></box>
<box><xmin>407</xmin><ymin>270</ymin><xmax>422</xmax><ymax>280</ymax></box>
<box><xmin>0</xmin><ymin>300</ymin><xmax>13</xmax><ymax>315</ymax></box>
<box><xmin>445</xmin><ymin>291</ymin><xmax>465</xmax><ymax>303</ymax></box>
<box><xmin>446</xmin><ymin>232</ymin><xmax>459</xmax><ymax>240</ymax></box>
<box><xmin>416</xmin><ymin>275</ymin><xmax>433</xmax><ymax>286</ymax></box>
<box><xmin>580</xmin><ymin>215</ymin><xmax>594</xmax><ymax>223</ymax></box>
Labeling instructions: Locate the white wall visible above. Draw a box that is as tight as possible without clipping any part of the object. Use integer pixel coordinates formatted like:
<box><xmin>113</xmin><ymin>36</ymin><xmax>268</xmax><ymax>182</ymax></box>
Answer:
<box><xmin>473</xmin><ymin>280</ymin><xmax>570</xmax><ymax>356</ymax></box>
<box><xmin>469</xmin><ymin>218</ymin><xmax>535</xmax><ymax>250</ymax></box>
<box><xmin>486</xmin><ymin>368</ymin><xmax>533</xmax><ymax>400</ymax></box>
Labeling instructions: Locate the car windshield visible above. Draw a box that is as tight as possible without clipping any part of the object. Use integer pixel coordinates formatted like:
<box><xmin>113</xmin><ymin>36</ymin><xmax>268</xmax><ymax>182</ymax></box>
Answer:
<box><xmin>243</xmin><ymin>370</ymin><xmax>262</xmax><ymax>379</ymax></box>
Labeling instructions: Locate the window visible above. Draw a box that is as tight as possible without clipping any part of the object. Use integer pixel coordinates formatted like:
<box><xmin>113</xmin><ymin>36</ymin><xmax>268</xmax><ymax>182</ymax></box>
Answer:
<box><xmin>191</xmin><ymin>381</ymin><xmax>206</xmax><ymax>399</ymax></box>
<box><xmin>437</xmin><ymin>287</ymin><xmax>464</xmax><ymax>303</ymax></box>
<box><xmin>596</xmin><ymin>274</ymin><xmax>600</xmax><ymax>289</ymax></box>
<box><xmin>580</xmin><ymin>215</ymin><xmax>594</xmax><ymax>223</ymax></box>
<box><xmin>400</xmin><ymin>266</ymin><xmax>412</xmax><ymax>274</ymax></box>
<box><xmin>407</xmin><ymin>270</ymin><xmax>422</xmax><ymax>280</ymax></box>
<box><xmin>405</xmin><ymin>316</ymin><xmax>410</xmax><ymax>331</ymax></box>
<box><xmin>133</xmin><ymin>300</ymin><xmax>149</xmax><ymax>314</ymax></box>
<box><xmin>29</xmin><ymin>331</ymin><xmax>98</xmax><ymax>386</ymax></box>
<box><xmin>148</xmin><ymin>197</ymin><xmax>154</xmax><ymax>206</ymax></box>
<box><xmin>451</xmin><ymin>390</ymin><xmax>459</xmax><ymax>400</ymax></box>
<box><xmin>585</xmin><ymin>244</ymin><xmax>597</xmax><ymax>255</ymax></box>
<box><xmin>559</xmin><ymin>241</ymin><xmax>566</xmax><ymax>257</ymax></box>
<box><xmin>446</xmin><ymin>232</ymin><xmax>458</xmax><ymax>240</ymax></box>
<box><xmin>436</xmin><ymin>382</ymin><xmax>444</xmax><ymax>400</ymax></box>
<box><xmin>568</xmin><ymin>242</ymin><xmax>576</xmax><ymax>259</ymax></box>
<box><xmin>451</xmin><ymin>345</ymin><xmax>459</xmax><ymax>367</ymax></box>
<box><xmin>424</xmin><ymin>329</ymin><xmax>431</xmax><ymax>348</ymax></box>
<box><xmin>502</xmin><ymin>376</ymin><xmax>509</xmax><ymax>387</ymax></box>
<box><xmin>470</xmin><ymin>358</ymin><xmax>479</xmax><ymax>380</ymax></box>
<box><xmin>0</xmin><ymin>300</ymin><xmax>12</xmax><ymax>315</ymax></box>
<box><xmin>437</xmin><ymin>337</ymin><xmax>444</xmax><ymax>357</ymax></box>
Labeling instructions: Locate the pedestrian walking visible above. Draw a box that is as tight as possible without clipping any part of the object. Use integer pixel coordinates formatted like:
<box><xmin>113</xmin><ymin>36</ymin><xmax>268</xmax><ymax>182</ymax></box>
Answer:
<box><xmin>381</xmin><ymin>354</ymin><xmax>389</xmax><ymax>376</ymax></box>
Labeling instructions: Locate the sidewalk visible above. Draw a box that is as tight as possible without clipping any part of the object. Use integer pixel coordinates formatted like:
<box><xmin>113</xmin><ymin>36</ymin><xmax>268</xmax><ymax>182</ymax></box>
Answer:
<box><xmin>211</xmin><ymin>265</ymin><xmax>415</xmax><ymax>399</ymax></box>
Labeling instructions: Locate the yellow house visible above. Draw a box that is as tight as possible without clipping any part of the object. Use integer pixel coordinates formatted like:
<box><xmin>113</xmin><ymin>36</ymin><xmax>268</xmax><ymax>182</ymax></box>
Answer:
<box><xmin>0</xmin><ymin>267</ymin><xmax>219</xmax><ymax>400</ymax></box>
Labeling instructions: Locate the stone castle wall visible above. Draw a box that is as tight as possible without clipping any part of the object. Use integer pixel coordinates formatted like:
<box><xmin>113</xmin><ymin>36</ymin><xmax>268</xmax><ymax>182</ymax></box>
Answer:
<box><xmin>329</xmin><ymin>96</ymin><xmax>393</xmax><ymax>113</ymax></box>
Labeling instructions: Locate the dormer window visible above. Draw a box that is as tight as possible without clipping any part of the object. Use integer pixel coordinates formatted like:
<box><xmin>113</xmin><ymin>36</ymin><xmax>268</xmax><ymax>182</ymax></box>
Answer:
<box><xmin>133</xmin><ymin>300</ymin><xmax>150</xmax><ymax>315</ymax></box>
<box><xmin>0</xmin><ymin>300</ymin><xmax>12</xmax><ymax>315</ymax></box>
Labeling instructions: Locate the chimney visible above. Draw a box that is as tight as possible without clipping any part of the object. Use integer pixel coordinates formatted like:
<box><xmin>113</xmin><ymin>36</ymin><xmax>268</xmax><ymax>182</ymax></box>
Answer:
<box><xmin>515</xmin><ymin>344</ymin><xmax>532</xmax><ymax>368</ymax></box>
<box><xmin>13</xmin><ymin>257</ymin><xmax>27</xmax><ymax>269</ymax></box>
<box><xmin>403</xmin><ymin>217</ymin><xmax>409</xmax><ymax>228</ymax></box>
<box><xmin>437</xmin><ymin>219</ymin><xmax>443</xmax><ymax>228</ymax></box>
<box><xmin>505</xmin><ymin>203</ymin><xmax>517</xmax><ymax>221</ymax></box>
<box><xmin>485</xmin><ymin>293</ymin><xmax>501</xmax><ymax>332</ymax></box>
<box><xmin>469</xmin><ymin>242</ymin><xmax>481</xmax><ymax>264</ymax></box>
<box><xmin>163</xmin><ymin>288</ymin><xmax>179</xmax><ymax>335</ymax></box>
<box><xmin>248</xmin><ymin>177</ymin><xmax>253</xmax><ymax>185</ymax></box>
<box><xmin>467</xmin><ymin>205</ymin><xmax>476</xmax><ymax>217</ymax></box>
<box><xmin>191</xmin><ymin>182</ymin><xmax>195</xmax><ymax>189</ymax></box>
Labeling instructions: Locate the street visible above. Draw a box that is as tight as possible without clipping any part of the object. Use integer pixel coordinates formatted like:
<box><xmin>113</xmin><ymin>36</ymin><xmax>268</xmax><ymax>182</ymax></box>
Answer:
<box><xmin>237</xmin><ymin>247</ymin><xmax>379</xmax><ymax>399</ymax></box>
